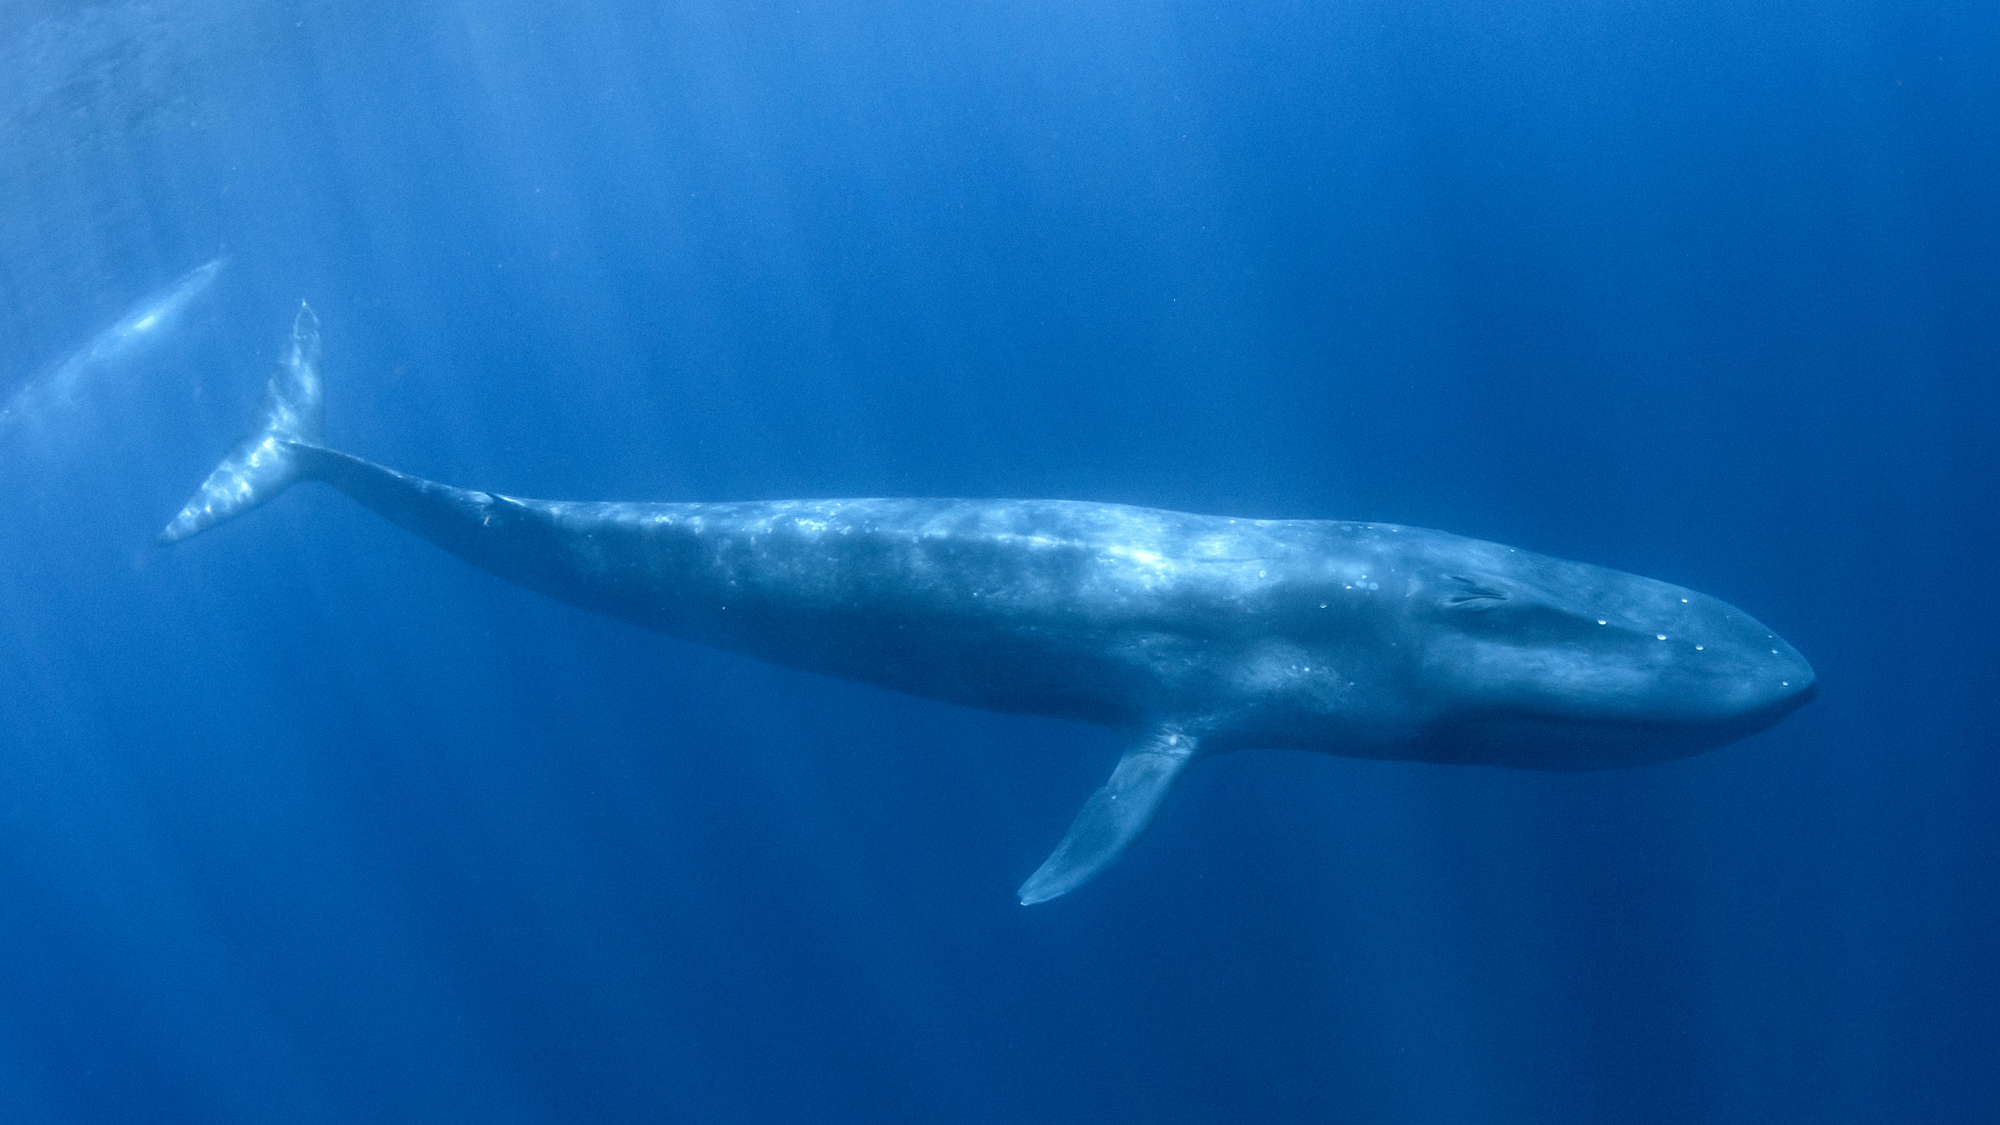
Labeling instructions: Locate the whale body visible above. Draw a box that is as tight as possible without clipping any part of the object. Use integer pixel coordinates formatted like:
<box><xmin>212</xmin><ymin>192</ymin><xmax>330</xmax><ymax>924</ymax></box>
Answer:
<box><xmin>161</xmin><ymin>305</ymin><xmax>1818</xmax><ymax>903</ymax></box>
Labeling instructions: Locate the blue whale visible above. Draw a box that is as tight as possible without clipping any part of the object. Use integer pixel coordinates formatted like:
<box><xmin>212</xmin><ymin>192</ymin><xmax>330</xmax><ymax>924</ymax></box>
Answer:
<box><xmin>161</xmin><ymin>305</ymin><xmax>1817</xmax><ymax>903</ymax></box>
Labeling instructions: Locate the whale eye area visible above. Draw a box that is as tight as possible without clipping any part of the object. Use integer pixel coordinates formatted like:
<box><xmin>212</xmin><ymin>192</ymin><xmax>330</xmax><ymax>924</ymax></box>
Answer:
<box><xmin>1443</xmin><ymin>575</ymin><xmax>1510</xmax><ymax>611</ymax></box>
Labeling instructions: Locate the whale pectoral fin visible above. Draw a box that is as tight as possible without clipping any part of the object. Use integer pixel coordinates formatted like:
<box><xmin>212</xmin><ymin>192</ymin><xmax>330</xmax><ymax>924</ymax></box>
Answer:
<box><xmin>1018</xmin><ymin>728</ymin><xmax>1201</xmax><ymax>905</ymax></box>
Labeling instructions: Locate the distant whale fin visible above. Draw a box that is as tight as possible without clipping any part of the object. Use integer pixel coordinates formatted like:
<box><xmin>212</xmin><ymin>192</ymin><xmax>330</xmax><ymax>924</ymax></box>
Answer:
<box><xmin>1018</xmin><ymin>727</ymin><xmax>1200</xmax><ymax>905</ymax></box>
<box><xmin>158</xmin><ymin>302</ymin><xmax>325</xmax><ymax>544</ymax></box>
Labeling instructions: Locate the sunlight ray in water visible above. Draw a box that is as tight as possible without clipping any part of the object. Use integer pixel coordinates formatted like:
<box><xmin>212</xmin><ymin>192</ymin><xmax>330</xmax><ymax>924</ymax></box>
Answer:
<box><xmin>0</xmin><ymin>257</ymin><xmax>225</xmax><ymax>442</ymax></box>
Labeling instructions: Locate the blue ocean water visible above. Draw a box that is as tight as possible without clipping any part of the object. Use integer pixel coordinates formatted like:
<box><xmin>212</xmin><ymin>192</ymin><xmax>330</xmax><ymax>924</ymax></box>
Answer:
<box><xmin>1</xmin><ymin>1</ymin><xmax>1994</xmax><ymax>1121</ymax></box>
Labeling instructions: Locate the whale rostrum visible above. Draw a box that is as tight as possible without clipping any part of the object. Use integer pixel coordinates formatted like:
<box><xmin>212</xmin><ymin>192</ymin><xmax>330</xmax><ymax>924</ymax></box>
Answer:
<box><xmin>162</xmin><ymin>304</ymin><xmax>1818</xmax><ymax>903</ymax></box>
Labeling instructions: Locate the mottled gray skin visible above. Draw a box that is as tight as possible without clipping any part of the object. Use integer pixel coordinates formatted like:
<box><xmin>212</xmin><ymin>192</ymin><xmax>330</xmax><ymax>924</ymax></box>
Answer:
<box><xmin>161</xmin><ymin>306</ymin><xmax>1818</xmax><ymax>903</ymax></box>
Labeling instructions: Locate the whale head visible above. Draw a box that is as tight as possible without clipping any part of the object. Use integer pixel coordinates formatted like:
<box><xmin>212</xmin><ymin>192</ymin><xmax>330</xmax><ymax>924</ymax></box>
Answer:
<box><xmin>1384</xmin><ymin>532</ymin><xmax>1816</xmax><ymax>768</ymax></box>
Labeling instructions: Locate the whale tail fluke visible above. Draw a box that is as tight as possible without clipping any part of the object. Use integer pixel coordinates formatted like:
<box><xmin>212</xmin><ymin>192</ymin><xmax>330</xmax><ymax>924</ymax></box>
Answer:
<box><xmin>158</xmin><ymin>302</ymin><xmax>325</xmax><ymax>545</ymax></box>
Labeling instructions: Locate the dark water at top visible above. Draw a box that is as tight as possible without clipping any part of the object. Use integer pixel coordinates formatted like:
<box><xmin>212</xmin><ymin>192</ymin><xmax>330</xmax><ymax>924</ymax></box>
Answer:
<box><xmin>1</xmin><ymin>2</ymin><xmax>1994</xmax><ymax>1121</ymax></box>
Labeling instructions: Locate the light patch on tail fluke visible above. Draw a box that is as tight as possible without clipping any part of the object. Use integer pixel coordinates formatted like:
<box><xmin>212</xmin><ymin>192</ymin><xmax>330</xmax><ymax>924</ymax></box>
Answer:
<box><xmin>157</xmin><ymin>302</ymin><xmax>324</xmax><ymax>544</ymax></box>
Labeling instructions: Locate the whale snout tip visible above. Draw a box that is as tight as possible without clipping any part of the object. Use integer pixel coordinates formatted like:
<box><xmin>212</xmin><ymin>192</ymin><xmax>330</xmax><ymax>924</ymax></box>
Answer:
<box><xmin>1779</xmin><ymin>643</ymin><xmax>1817</xmax><ymax>701</ymax></box>
<box><xmin>1748</xmin><ymin>646</ymin><xmax>1817</xmax><ymax>726</ymax></box>
<box><xmin>1792</xmin><ymin>667</ymin><xmax>1819</xmax><ymax>702</ymax></box>
<box><xmin>1786</xmin><ymin>664</ymin><xmax>1819</xmax><ymax>710</ymax></box>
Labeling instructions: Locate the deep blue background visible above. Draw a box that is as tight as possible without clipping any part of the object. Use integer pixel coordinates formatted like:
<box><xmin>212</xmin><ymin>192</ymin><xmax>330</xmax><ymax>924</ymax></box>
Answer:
<box><xmin>2</xmin><ymin>1</ymin><xmax>1995</xmax><ymax>1121</ymax></box>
